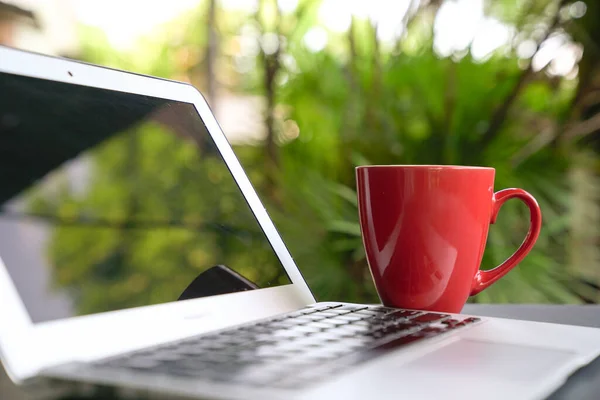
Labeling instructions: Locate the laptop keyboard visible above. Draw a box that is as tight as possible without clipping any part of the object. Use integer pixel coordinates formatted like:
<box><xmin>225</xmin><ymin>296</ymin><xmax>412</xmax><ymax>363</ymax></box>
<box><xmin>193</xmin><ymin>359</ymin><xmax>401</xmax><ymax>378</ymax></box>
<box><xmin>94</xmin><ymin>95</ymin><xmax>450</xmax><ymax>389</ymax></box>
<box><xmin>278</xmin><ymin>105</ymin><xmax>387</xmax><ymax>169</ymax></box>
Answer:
<box><xmin>97</xmin><ymin>304</ymin><xmax>481</xmax><ymax>389</ymax></box>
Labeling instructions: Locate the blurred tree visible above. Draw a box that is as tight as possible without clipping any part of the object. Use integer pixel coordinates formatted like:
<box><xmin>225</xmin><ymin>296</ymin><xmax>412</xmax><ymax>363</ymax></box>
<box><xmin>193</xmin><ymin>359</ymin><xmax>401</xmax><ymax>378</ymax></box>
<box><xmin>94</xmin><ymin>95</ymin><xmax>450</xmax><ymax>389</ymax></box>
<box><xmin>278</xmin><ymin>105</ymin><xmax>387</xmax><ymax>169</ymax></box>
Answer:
<box><xmin>206</xmin><ymin>0</ymin><xmax>218</xmax><ymax>105</ymax></box>
<box><xmin>262</xmin><ymin>0</ymin><xmax>600</xmax><ymax>304</ymax></box>
<box><xmin>37</xmin><ymin>0</ymin><xmax>600</xmax><ymax>308</ymax></box>
<box><xmin>561</xmin><ymin>0</ymin><xmax>600</xmax><ymax>302</ymax></box>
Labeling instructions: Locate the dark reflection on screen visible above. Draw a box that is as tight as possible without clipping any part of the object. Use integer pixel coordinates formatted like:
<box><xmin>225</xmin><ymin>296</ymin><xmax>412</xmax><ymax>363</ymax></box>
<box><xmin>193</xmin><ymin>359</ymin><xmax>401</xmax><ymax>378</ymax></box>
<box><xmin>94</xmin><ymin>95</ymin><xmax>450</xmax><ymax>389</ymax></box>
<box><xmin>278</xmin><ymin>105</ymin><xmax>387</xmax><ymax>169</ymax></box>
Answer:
<box><xmin>0</xmin><ymin>73</ymin><xmax>290</xmax><ymax>323</ymax></box>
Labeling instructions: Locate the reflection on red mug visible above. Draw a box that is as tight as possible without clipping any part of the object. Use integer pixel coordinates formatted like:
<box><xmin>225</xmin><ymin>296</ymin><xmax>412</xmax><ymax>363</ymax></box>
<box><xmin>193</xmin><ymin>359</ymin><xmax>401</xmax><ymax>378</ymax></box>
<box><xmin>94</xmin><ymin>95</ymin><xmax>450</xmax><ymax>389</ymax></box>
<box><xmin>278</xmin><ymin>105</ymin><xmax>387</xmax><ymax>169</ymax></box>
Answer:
<box><xmin>356</xmin><ymin>165</ymin><xmax>542</xmax><ymax>313</ymax></box>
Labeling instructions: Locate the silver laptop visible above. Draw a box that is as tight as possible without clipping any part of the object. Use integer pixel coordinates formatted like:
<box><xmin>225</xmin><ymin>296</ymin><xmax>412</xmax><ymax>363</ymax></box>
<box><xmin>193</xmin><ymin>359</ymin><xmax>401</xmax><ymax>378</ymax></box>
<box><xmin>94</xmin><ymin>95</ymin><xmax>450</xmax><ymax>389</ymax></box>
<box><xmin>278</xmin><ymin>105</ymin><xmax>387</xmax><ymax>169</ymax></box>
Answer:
<box><xmin>1</xmin><ymin>45</ymin><xmax>599</xmax><ymax>400</ymax></box>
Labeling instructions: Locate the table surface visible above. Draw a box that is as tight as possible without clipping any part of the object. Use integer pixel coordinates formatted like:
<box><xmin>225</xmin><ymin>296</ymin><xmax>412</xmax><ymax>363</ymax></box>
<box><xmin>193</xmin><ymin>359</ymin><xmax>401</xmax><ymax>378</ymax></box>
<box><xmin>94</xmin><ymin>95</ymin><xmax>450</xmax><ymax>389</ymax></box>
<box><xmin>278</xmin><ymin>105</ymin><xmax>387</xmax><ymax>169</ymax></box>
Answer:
<box><xmin>462</xmin><ymin>304</ymin><xmax>600</xmax><ymax>328</ymax></box>
<box><xmin>2</xmin><ymin>305</ymin><xmax>599</xmax><ymax>399</ymax></box>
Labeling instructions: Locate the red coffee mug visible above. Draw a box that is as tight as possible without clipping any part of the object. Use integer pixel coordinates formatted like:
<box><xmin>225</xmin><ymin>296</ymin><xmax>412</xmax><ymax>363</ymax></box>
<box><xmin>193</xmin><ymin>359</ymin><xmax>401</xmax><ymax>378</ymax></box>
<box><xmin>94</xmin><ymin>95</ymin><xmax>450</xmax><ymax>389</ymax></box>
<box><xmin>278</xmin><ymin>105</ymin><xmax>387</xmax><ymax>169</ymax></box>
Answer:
<box><xmin>356</xmin><ymin>165</ymin><xmax>542</xmax><ymax>313</ymax></box>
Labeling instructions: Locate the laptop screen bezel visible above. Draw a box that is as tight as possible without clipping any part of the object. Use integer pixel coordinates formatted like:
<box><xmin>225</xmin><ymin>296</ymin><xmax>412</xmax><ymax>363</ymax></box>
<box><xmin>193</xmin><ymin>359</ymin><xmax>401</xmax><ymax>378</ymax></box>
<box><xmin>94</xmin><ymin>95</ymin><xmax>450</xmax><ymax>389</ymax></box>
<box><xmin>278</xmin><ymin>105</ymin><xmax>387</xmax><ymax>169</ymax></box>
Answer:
<box><xmin>0</xmin><ymin>45</ymin><xmax>315</xmax><ymax>382</ymax></box>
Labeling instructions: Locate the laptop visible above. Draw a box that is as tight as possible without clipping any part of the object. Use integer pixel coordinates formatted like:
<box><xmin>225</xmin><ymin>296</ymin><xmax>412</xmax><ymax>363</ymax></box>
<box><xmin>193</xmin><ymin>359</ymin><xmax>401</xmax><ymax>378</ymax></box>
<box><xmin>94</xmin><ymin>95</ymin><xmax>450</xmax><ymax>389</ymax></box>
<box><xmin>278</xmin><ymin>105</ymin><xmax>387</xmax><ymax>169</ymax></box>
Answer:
<box><xmin>0</xmin><ymin>45</ymin><xmax>599</xmax><ymax>400</ymax></box>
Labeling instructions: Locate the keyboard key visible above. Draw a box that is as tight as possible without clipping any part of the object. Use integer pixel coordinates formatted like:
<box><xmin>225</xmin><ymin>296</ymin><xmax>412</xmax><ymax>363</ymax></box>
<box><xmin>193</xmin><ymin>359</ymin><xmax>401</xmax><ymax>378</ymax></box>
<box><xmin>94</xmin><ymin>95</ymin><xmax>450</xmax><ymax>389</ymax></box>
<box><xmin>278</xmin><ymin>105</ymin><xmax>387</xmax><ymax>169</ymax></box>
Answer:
<box><xmin>354</xmin><ymin>310</ymin><xmax>385</xmax><ymax>317</ymax></box>
<box><xmin>290</xmin><ymin>325</ymin><xmax>323</xmax><ymax>334</ymax></box>
<box><xmin>336</xmin><ymin>305</ymin><xmax>368</xmax><ymax>312</ymax></box>
<box><xmin>337</xmin><ymin>324</ymin><xmax>371</xmax><ymax>334</ymax></box>
<box><xmin>148</xmin><ymin>352</ymin><xmax>184</xmax><ymax>362</ymax></box>
<box><xmin>152</xmin><ymin>365</ymin><xmax>207</xmax><ymax>378</ymax></box>
<box><xmin>447</xmin><ymin>317</ymin><xmax>481</xmax><ymax>328</ymax></box>
<box><xmin>374</xmin><ymin>333</ymin><xmax>426</xmax><ymax>350</ymax></box>
<box><xmin>318</xmin><ymin>318</ymin><xmax>350</xmax><ymax>326</ymax></box>
<box><xmin>233</xmin><ymin>365</ymin><xmax>287</xmax><ymax>385</ymax></box>
<box><xmin>336</xmin><ymin>314</ymin><xmax>367</xmax><ymax>322</ymax></box>
<box><xmin>248</xmin><ymin>339</ymin><xmax>279</xmax><ymax>347</ymax></box>
<box><xmin>312</xmin><ymin>310</ymin><xmax>351</xmax><ymax>318</ymax></box>
<box><xmin>300</xmin><ymin>349</ymin><xmax>344</xmax><ymax>361</ymax></box>
<box><xmin>293</xmin><ymin>315</ymin><xmax>327</xmax><ymax>323</ymax></box>
<box><xmin>240</xmin><ymin>326</ymin><xmax>274</xmax><ymax>335</ymax></box>
<box><xmin>116</xmin><ymin>357</ymin><xmax>162</xmax><ymax>370</ymax></box>
<box><xmin>304</xmin><ymin>321</ymin><xmax>336</xmax><ymax>330</ymax></box>
<box><xmin>441</xmin><ymin>318</ymin><xmax>462</xmax><ymax>326</ymax></box>
<box><xmin>263</xmin><ymin>323</ymin><xmax>293</xmax><ymax>331</ymax></box>
<box><xmin>366</xmin><ymin>330</ymin><xmax>388</xmax><ymax>340</ymax></box>
<box><xmin>291</xmin><ymin>336</ymin><xmax>330</xmax><ymax>348</ymax></box>
<box><xmin>269</xmin><ymin>318</ymin><xmax>302</xmax><ymax>326</ymax></box>
<box><xmin>383</xmin><ymin>321</ymin><xmax>419</xmax><ymax>332</ymax></box>
<box><xmin>334</xmin><ymin>337</ymin><xmax>372</xmax><ymax>349</ymax></box>
<box><xmin>301</xmin><ymin>306</ymin><xmax>336</xmax><ymax>315</ymax></box>
<box><xmin>367</xmin><ymin>325</ymin><xmax>418</xmax><ymax>339</ymax></box>
<box><xmin>411</xmin><ymin>313</ymin><xmax>450</xmax><ymax>324</ymax></box>
<box><xmin>368</xmin><ymin>307</ymin><xmax>397</xmax><ymax>314</ymax></box>
<box><xmin>272</xmin><ymin>329</ymin><xmax>308</xmax><ymax>338</ymax></box>
<box><xmin>389</xmin><ymin>310</ymin><xmax>423</xmax><ymax>319</ymax></box>
<box><xmin>419</xmin><ymin>326</ymin><xmax>446</xmax><ymax>334</ymax></box>
<box><xmin>308</xmin><ymin>331</ymin><xmax>346</xmax><ymax>341</ymax></box>
<box><xmin>348</xmin><ymin>319</ymin><xmax>372</xmax><ymax>326</ymax></box>
<box><xmin>256</xmin><ymin>347</ymin><xmax>284</xmax><ymax>358</ymax></box>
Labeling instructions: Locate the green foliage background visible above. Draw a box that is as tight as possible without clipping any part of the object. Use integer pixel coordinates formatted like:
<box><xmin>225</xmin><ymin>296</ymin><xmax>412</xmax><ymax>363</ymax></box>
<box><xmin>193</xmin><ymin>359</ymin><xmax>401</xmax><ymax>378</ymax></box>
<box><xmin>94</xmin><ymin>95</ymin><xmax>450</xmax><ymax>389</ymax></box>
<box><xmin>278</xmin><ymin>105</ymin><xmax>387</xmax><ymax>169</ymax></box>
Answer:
<box><xmin>43</xmin><ymin>0</ymin><xmax>600</xmax><ymax>309</ymax></box>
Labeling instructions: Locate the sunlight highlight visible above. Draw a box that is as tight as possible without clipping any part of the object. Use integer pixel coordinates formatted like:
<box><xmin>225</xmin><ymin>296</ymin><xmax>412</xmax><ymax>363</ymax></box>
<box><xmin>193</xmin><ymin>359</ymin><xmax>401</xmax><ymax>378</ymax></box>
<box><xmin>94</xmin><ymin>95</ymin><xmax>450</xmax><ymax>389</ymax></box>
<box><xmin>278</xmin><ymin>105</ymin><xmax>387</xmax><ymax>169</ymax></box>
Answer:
<box><xmin>319</xmin><ymin>0</ymin><xmax>412</xmax><ymax>42</ymax></box>
<box><xmin>433</xmin><ymin>0</ymin><xmax>513</xmax><ymax>60</ymax></box>
<box><xmin>71</xmin><ymin>0</ymin><xmax>581</xmax><ymax>77</ymax></box>
<box><xmin>74</xmin><ymin>0</ymin><xmax>199</xmax><ymax>50</ymax></box>
<box><xmin>303</xmin><ymin>27</ymin><xmax>328</xmax><ymax>52</ymax></box>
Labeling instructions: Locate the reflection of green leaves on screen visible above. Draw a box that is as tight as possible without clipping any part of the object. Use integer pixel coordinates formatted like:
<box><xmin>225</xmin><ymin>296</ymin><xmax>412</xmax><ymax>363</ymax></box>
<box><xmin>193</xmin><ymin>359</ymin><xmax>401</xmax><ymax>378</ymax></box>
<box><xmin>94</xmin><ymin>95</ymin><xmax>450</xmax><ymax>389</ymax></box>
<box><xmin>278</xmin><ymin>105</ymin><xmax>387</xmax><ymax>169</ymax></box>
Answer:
<box><xmin>26</xmin><ymin>120</ymin><xmax>288</xmax><ymax>316</ymax></box>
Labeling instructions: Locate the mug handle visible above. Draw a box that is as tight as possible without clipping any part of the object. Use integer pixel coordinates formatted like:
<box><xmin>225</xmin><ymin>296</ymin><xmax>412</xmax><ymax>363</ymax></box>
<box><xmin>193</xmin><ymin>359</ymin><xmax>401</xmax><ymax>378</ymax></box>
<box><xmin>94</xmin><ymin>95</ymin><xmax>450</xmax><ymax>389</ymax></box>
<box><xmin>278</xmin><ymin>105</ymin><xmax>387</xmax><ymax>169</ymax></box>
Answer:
<box><xmin>470</xmin><ymin>188</ymin><xmax>542</xmax><ymax>296</ymax></box>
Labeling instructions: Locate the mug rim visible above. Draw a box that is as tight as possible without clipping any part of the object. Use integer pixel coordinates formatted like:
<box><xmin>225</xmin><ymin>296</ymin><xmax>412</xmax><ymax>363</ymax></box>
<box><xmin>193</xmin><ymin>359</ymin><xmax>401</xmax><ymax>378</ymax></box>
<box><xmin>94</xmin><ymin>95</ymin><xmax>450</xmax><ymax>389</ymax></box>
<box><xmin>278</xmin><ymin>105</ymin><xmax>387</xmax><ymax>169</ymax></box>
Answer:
<box><xmin>355</xmin><ymin>165</ymin><xmax>494</xmax><ymax>171</ymax></box>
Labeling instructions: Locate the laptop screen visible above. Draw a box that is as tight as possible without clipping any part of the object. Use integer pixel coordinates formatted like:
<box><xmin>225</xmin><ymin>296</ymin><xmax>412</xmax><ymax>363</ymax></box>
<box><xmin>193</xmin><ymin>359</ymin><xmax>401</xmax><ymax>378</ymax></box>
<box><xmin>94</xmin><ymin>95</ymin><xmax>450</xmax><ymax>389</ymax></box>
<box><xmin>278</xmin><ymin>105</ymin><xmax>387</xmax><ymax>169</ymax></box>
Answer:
<box><xmin>0</xmin><ymin>72</ymin><xmax>291</xmax><ymax>324</ymax></box>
